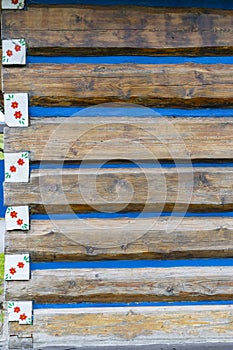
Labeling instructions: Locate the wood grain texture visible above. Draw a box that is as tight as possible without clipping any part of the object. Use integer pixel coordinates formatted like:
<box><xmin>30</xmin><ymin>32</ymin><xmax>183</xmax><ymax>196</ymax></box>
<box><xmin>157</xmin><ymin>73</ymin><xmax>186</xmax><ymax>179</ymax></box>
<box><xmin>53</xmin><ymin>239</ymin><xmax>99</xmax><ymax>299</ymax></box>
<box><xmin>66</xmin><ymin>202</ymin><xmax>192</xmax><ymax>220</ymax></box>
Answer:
<box><xmin>3</xmin><ymin>64</ymin><xmax>233</xmax><ymax>107</ymax></box>
<box><xmin>8</xmin><ymin>306</ymin><xmax>233</xmax><ymax>348</ymax></box>
<box><xmin>6</xmin><ymin>266</ymin><xmax>233</xmax><ymax>303</ymax></box>
<box><xmin>2</xmin><ymin>7</ymin><xmax>233</xmax><ymax>55</ymax></box>
<box><xmin>5</xmin><ymin>217</ymin><xmax>233</xmax><ymax>261</ymax></box>
<box><xmin>8</xmin><ymin>345</ymin><xmax>233</xmax><ymax>350</ymax></box>
<box><xmin>4</xmin><ymin>117</ymin><xmax>233</xmax><ymax>161</ymax></box>
<box><xmin>4</xmin><ymin>167</ymin><xmax>233</xmax><ymax>212</ymax></box>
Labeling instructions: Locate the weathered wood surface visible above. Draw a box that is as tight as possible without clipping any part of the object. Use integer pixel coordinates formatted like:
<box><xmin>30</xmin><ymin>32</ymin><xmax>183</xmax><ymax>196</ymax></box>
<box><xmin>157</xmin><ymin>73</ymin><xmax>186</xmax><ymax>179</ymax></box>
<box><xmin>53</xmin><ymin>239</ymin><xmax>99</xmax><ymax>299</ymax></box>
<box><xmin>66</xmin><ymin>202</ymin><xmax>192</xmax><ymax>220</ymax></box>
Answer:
<box><xmin>4</xmin><ymin>167</ymin><xmax>233</xmax><ymax>212</ymax></box>
<box><xmin>3</xmin><ymin>64</ymin><xmax>233</xmax><ymax>107</ymax></box>
<box><xmin>5</xmin><ymin>217</ymin><xmax>233</xmax><ymax>261</ymax></box>
<box><xmin>4</xmin><ymin>116</ymin><xmax>233</xmax><ymax>161</ymax></box>
<box><xmin>10</xmin><ymin>346</ymin><xmax>233</xmax><ymax>350</ymax></box>
<box><xmin>6</xmin><ymin>266</ymin><xmax>233</xmax><ymax>303</ymax></box>
<box><xmin>2</xmin><ymin>7</ymin><xmax>233</xmax><ymax>55</ymax></box>
<box><xmin>9</xmin><ymin>345</ymin><xmax>233</xmax><ymax>350</ymax></box>
<box><xmin>9</xmin><ymin>306</ymin><xmax>233</xmax><ymax>348</ymax></box>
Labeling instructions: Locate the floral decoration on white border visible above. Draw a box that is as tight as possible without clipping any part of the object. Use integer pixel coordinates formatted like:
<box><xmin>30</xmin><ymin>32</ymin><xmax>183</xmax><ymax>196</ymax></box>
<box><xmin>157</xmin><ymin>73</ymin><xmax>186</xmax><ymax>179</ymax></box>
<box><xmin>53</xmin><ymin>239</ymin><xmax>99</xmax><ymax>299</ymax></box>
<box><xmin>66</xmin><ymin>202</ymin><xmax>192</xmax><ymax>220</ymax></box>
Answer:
<box><xmin>5</xmin><ymin>152</ymin><xmax>29</xmax><ymax>182</ymax></box>
<box><xmin>2</xmin><ymin>39</ymin><xmax>26</xmax><ymax>65</ymax></box>
<box><xmin>2</xmin><ymin>0</ymin><xmax>25</xmax><ymax>9</ymax></box>
<box><xmin>8</xmin><ymin>301</ymin><xmax>32</xmax><ymax>325</ymax></box>
<box><xmin>5</xmin><ymin>206</ymin><xmax>29</xmax><ymax>231</ymax></box>
<box><xmin>4</xmin><ymin>93</ymin><xmax>28</xmax><ymax>127</ymax></box>
<box><xmin>5</xmin><ymin>254</ymin><xmax>30</xmax><ymax>281</ymax></box>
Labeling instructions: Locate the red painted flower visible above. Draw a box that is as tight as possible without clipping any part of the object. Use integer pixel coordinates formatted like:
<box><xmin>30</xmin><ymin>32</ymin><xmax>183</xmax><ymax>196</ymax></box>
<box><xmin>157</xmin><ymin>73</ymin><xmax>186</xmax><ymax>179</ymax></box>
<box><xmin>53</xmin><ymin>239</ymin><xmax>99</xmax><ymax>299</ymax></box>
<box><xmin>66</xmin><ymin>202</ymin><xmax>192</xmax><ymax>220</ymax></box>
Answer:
<box><xmin>6</xmin><ymin>50</ymin><xmax>13</xmax><ymax>57</ymax></box>
<box><xmin>9</xmin><ymin>267</ymin><xmax>16</xmax><ymax>275</ymax></box>
<box><xmin>19</xmin><ymin>313</ymin><xmax>27</xmax><ymax>321</ymax></box>
<box><xmin>14</xmin><ymin>306</ymin><xmax>21</xmax><ymax>313</ymax></box>
<box><xmin>17</xmin><ymin>158</ymin><xmax>24</xmax><ymax>166</ymax></box>
<box><xmin>17</xmin><ymin>219</ymin><xmax>23</xmax><ymax>226</ymax></box>
<box><xmin>10</xmin><ymin>211</ymin><xmax>18</xmax><ymax>218</ymax></box>
<box><xmin>12</xmin><ymin>0</ymin><xmax>19</xmax><ymax>4</ymax></box>
<box><xmin>14</xmin><ymin>111</ymin><xmax>22</xmax><ymax>119</ymax></box>
<box><xmin>14</xmin><ymin>45</ymin><xmax>21</xmax><ymax>52</ymax></box>
<box><xmin>10</xmin><ymin>166</ymin><xmax>17</xmax><ymax>173</ymax></box>
<box><xmin>11</xmin><ymin>101</ymin><xmax>18</xmax><ymax>109</ymax></box>
<box><xmin>17</xmin><ymin>262</ymin><xmax>24</xmax><ymax>269</ymax></box>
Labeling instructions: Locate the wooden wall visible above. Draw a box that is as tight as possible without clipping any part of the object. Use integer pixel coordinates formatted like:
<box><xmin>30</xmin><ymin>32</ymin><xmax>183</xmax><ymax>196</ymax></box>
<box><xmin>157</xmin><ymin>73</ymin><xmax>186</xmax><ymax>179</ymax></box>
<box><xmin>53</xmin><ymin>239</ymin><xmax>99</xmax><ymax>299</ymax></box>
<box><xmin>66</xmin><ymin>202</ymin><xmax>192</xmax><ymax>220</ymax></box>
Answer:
<box><xmin>2</xmin><ymin>0</ymin><xmax>233</xmax><ymax>348</ymax></box>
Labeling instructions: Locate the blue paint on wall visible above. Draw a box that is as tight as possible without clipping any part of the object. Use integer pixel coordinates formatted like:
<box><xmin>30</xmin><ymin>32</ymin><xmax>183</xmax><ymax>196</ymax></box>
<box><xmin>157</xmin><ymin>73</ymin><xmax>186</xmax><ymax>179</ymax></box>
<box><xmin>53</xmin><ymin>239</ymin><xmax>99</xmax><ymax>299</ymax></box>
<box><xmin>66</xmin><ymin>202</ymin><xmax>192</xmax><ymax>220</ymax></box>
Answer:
<box><xmin>29</xmin><ymin>106</ymin><xmax>233</xmax><ymax>118</ymax></box>
<box><xmin>26</xmin><ymin>0</ymin><xmax>233</xmax><ymax>9</ymax></box>
<box><xmin>0</xmin><ymin>160</ymin><xmax>5</xmax><ymax>218</ymax></box>
<box><xmin>30</xmin><ymin>162</ymin><xmax>233</xmax><ymax>170</ymax></box>
<box><xmin>31</xmin><ymin>211</ymin><xmax>233</xmax><ymax>220</ymax></box>
<box><xmin>31</xmin><ymin>258</ymin><xmax>233</xmax><ymax>270</ymax></box>
<box><xmin>34</xmin><ymin>300</ymin><xmax>233</xmax><ymax>309</ymax></box>
<box><xmin>27</xmin><ymin>56</ymin><xmax>233</xmax><ymax>65</ymax></box>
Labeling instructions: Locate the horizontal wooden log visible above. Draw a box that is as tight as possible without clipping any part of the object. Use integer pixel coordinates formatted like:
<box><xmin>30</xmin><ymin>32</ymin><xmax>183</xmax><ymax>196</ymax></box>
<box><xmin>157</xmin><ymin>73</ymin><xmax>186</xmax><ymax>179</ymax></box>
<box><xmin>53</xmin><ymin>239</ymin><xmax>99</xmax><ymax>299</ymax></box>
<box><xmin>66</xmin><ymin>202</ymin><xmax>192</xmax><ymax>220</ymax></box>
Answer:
<box><xmin>2</xmin><ymin>7</ymin><xmax>233</xmax><ymax>55</ymax></box>
<box><xmin>8</xmin><ymin>345</ymin><xmax>233</xmax><ymax>350</ymax></box>
<box><xmin>4</xmin><ymin>167</ymin><xmax>233</xmax><ymax>212</ymax></box>
<box><xmin>9</xmin><ymin>305</ymin><xmax>233</xmax><ymax>348</ymax></box>
<box><xmin>4</xmin><ymin>117</ymin><xmax>233</xmax><ymax>161</ymax></box>
<box><xmin>5</xmin><ymin>217</ymin><xmax>233</xmax><ymax>261</ymax></box>
<box><xmin>3</xmin><ymin>64</ymin><xmax>233</xmax><ymax>107</ymax></box>
<box><xmin>6</xmin><ymin>266</ymin><xmax>233</xmax><ymax>303</ymax></box>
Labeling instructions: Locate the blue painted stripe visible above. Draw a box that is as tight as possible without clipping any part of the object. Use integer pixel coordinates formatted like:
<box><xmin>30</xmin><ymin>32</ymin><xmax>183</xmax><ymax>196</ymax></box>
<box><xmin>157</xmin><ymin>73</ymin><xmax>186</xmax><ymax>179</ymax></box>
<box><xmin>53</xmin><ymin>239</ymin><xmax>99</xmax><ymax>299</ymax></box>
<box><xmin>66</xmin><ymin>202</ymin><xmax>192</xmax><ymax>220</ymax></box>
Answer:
<box><xmin>26</xmin><ymin>0</ymin><xmax>233</xmax><ymax>9</ymax></box>
<box><xmin>29</xmin><ymin>106</ymin><xmax>233</xmax><ymax>118</ymax></box>
<box><xmin>31</xmin><ymin>211</ymin><xmax>233</xmax><ymax>220</ymax></box>
<box><xmin>31</xmin><ymin>259</ymin><xmax>233</xmax><ymax>270</ymax></box>
<box><xmin>27</xmin><ymin>56</ymin><xmax>233</xmax><ymax>65</ymax></box>
<box><xmin>34</xmin><ymin>300</ymin><xmax>233</xmax><ymax>309</ymax></box>
<box><xmin>30</xmin><ymin>162</ymin><xmax>233</xmax><ymax>170</ymax></box>
<box><xmin>0</xmin><ymin>160</ymin><xmax>6</xmax><ymax>218</ymax></box>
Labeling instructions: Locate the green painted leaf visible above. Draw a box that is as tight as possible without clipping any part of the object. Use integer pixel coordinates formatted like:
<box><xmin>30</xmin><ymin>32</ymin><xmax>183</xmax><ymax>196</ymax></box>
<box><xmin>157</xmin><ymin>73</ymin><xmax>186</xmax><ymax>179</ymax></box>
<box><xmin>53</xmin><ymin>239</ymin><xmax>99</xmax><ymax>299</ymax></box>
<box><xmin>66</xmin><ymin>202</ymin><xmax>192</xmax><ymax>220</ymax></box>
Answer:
<box><xmin>22</xmin><ymin>153</ymin><xmax>29</xmax><ymax>159</ymax></box>
<box><xmin>26</xmin><ymin>318</ymin><xmax>32</xmax><ymax>325</ymax></box>
<box><xmin>8</xmin><ymin>302</ymin><xmax>14</xmax><ymax>308</ymax></box>
<box><xmin>19</xmin><ymin>39</ymin><xmax>26</xmax><ymax>46</ymax></box>
<box><xmin>23</xmin><ymin>255</ymin><xmax>30</xmax><ymax>263</ymax></box>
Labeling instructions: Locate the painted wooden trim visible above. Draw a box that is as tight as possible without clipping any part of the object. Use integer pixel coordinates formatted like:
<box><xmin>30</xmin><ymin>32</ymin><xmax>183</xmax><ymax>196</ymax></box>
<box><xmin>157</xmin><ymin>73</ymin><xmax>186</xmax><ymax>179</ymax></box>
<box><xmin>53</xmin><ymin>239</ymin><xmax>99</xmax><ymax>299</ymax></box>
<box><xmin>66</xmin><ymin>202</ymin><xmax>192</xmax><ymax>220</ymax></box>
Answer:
<box><xmin>2</xmin><ymin>7</ymin><xmax>233</xmax><ymax>55</ymax></box>
<box><xmin>5</xmin><ymin>217</ymin><xmax>233</xmax><ymax>261</ymax></box>
<box><xmin>4</xmin><ymin>152</ymin><xmax>29</xmax><ymax>182</ymax></box>
<box><xmin>8</xmin><ymin>305</ymin><xmax>233</xmax><ymax>347</ymax></box>
<box><xmin>4</xmin><ymin>167</ymin><xmax>233</xmax><ymax>213</ymax></box>
<box><xmin>4</xmin><ymin>116</ymin><xmax>233</xmax><ymax>161</ymax></box>
<box><xmin>5</xmin><ymin>265</ymin><xmax>233</xmax><ymax>303</ymax></box>
<box><xmin>23</xmin><ymin>0</ymin><xmax>233</xmax><ymax>8</ymax></box>
<box><xmin>5</xmin><ymin>254</ymin><xmax>30</xmax><ymax>281</ymax></box>
<box><xmin>3</xmin><ymin>63</ymin><xmax>233</xmax><ymax>107</ymax></box>
<box><xmin>5</xmin><ymin>206</ymin><xmax>29</xmax><ymax>231</ymax></box>
<box><xmin>2</xmin><ymin>39</ymin><xmax>26</xmax><ymax>65</ymax></box>
<box><xmin>2</xmin><ymin>0</ymin><xmax>25</xmax><ymax>9</ymax></box>
<box><xmin>4</xmin><ymin>93</ymin><xmax>29</xmax><ymax>127</ymax></box>
<box><xmin>8</xmin><ymin>301</ymin><xmax>32</xmax><ymax>325</ymax></box>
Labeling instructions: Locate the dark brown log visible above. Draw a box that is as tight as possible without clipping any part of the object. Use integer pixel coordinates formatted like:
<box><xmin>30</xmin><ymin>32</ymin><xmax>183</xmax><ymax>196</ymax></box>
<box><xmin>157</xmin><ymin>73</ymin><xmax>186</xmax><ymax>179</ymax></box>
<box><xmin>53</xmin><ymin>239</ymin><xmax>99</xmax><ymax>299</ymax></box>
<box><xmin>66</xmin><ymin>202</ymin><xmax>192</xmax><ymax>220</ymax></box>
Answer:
<box><xmin>2</xmin><ymin>7</ymin><xmax>233</xmax><ymax>55</ymax></box>
<box><xmin>4</xmin><ymin>167</ymin><xmax>233</xmax><ymax>212</ymax></box>
<box><xmin>3</xmin><ymin>63</ymin><xmax>233</xmax><ymax>107</ymax></box>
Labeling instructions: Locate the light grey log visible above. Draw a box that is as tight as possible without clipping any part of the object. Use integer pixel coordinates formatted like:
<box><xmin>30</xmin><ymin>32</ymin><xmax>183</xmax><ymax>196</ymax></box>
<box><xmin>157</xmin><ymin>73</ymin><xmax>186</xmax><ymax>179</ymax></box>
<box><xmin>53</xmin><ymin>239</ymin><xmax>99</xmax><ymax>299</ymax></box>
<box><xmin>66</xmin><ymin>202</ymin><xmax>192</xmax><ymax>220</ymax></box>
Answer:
<box><xmin>5</xmin><ymin>266</ymin><xmax>233</xmax><ymax>303</ymax></box>
<box><xmin>4</xmin><ymin>117</ymin><xmax>233</xmax><ymax>161</ymax></box>
<box><xmin>5</xmin><ymin>217</ymin><xmax>233</xmax><ymax>261</ymax></box>
<box><xmin>9</xmin><ymin>306</ymin><xmax>233</xmax><ymax>348</ymax></box>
